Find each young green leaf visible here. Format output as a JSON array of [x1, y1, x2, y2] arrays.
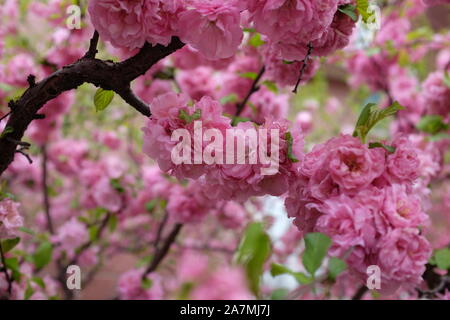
[[368, 142, 396, 154], [434, 248, 450, 270], [235, 222, 271, 296], [285, 132, 299, 163], [353, 101, 404, 143], [141, 277, 153, 290], [240, 72, 258, 80], [94, 88, 114, 112], [328, 257, 347, 280], [248, 33, 265, 48], [338, 4, 358, 22], [356, 0, 374, 23], [179, 109, 202, 124], [416, 115, 448, 135], [270, 263, 313, 284], [0, 237, 21, 253], [302, 232, 332, 277], [33, 241, 53, 269]]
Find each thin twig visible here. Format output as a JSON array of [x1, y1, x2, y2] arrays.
[[293, 43, 314, 94], [235, 66, 266, 116], [143, 223, 183, 279], [83, 31, 100, 59]]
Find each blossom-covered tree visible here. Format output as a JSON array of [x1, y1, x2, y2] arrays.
[[0, 0, 449, 301]]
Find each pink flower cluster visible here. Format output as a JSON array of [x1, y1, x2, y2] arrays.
[[0, 198, 23, 239], [286, 134, 432, 293], [89, 0, 183, 49], [177, 250, 253, 299], [247, 0, 355, 61], [142, 92, 303, 201], [118, 268, 163, 300]]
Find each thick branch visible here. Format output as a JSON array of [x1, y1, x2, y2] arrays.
[[0, 36, 184, 177]]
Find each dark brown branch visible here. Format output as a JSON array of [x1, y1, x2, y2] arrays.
[[235, 66, 266, 117], [117, 86, 151, 117], [143, 223, 183, 278], [293, 42, 314, 93], [83, 31, 99, 59], [351, 285, 368, 300], [0, 36, 184, 177]]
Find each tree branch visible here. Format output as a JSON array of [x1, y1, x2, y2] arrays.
[[143, 223, 183, 279], [0, 35, 185, 177], [293, 42, 314, 94], [235, 66, 266, 117]]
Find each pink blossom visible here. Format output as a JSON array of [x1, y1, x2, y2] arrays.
[[178, 0, 243, 60], [4, 53, 39, 87], [376, 228, 431, 293], [118, 269, 163, 300], [92, 177, 124, 213], [52, 218, 89, 253], [0, 198, 23, 239], [191, 267, 253, 300], [48, 139, 89, 176], [247, 0, 338, 44], [385, 136, 420, 184], [382, 184, 428, 228], [421, 71, 450, 118], [317, 194, 377, 255], [89, 0, 148, 49], [325, 135, 385, 193], [167, 185, 210, 224]]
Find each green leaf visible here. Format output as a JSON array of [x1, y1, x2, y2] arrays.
[[32, 276, 46, 289], [248, 33, 265, 48], [443, 72, 450, 89], [356, 0, 374, 23], [353, 101, 404, 143], [369, 142, 396, 154], [24, 283, 34, 300], [89, 225, 99, 242], [416, 115, 448, 135], [110, 178, 125, 193], [240, 72, 258, 80], [108, 214, 118, 232], [262, 80, 278, 93], [33, 241, 53, 269], [94, 88, 114, 112], [235, 222, 271, 296], [434, 248, 450, 270], [338, 4, 358, 22], [5, 257, 21, 281], [18, 227, 35, 236], [328, 257, 347, 280], [145, 199, 159, 212], [141, 277, 153, 290], [231, 116, 252, 126], [302, 232, 331, 277], [1, 237, 21, 253], [179, 109, 202, 124], [285, 132, 299, 163], [270, 263, 312, 284], [220, 93, 238, 105], [271, 288, 289, 300]]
